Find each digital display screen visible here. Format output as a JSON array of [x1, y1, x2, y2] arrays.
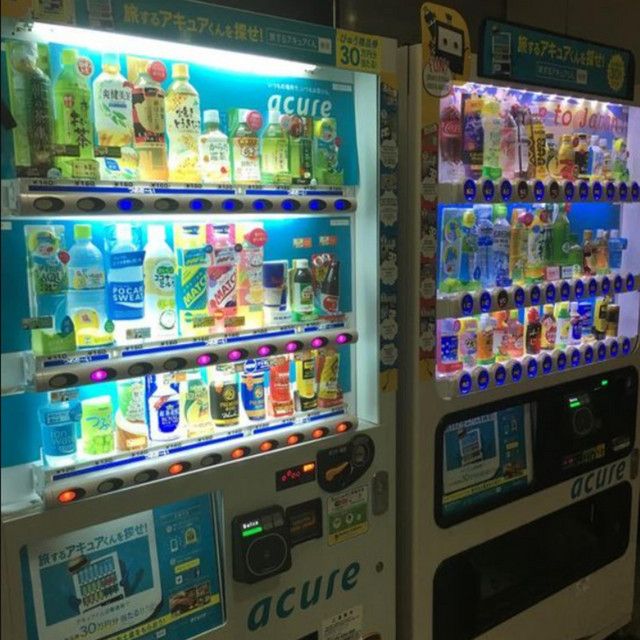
[[276, 462, 317, 491]]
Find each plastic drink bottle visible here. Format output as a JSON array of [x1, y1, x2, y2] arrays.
[[39, 400, 79, 467], [569, 301, 582, 345], [525, 307, 542, 355], [595, 229, 609, 274], [525, 206, 548, 282], [93, 53, 133, 148], [530, 116, 547, 179], [144, 225, 177, 337], [107, 224, 145, 345], [290, 259, 314, 319], [53, 48, 97, 178], [231, 109, 261, 184], [558, 134, 575, 180], [146, 373, 182, 441], [261, 110, 290, 184], [439, 208, 463, 292], [607, 230, 627, 270], [555, 302, 570, 348], [492, 311, 509, 361], [460, 209, 479, 288], [511, 105, 530, 179], [549, 204, 571, 267], [499, 109, 517, 180], [180, 370, 212, 437], [566, 235, 583, 278], [545, 133, 559, 178], [605, 304, 620, 338], [574, 134, 589, 178], [481, 98, 502, 180], [593, 296, 609, 339], [509, 208, 530, 285], [477, 313, 495, 365], [459, 318, 478, 368], [81, 396, 115, 456], [491, 204, 511, 287], [131, 60, 168, 181], [587, 134, 603, 179], [199, 109, 231, 184], [578, 301, 593, 338], [540, 304, 557, 350], [475, 205, 494, 288], [582, 230, 596, 276], [67, 224, 112, 348], [507, 309, 524, 358], [440, 98, 462, 164], [166, 63, 201, 183], [313, 117, 342, 185], [289, 115, 314, 185], [462, 94, 483, 179], [601, 139, 613, 180], [612, 138, 629, 182], [437, 318, 462, 374]]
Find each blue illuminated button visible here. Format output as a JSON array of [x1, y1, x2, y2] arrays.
[[530, 285, 541, 305], [252, 198, 272, 211], [574, 280, 585, 298], [549, 180, 560, 200], [482, 180, 495, 201], [334, 199, 351, 211], [626, 273, 635, 291], [494, 364, 506, 386], [606, 182, 616, 200], [619, 182, 628, 200], [632, 181, 639, 201], [622, 337, 631, 354], [461, 294, 474, 316], [601, 277, 611, 294], [517, 180, 529, 200], [534, 180, 545, 201], [560, 281, 571, 301], [564, 181, 575, 201], [597, 343, 607, 361], [542, 354, 553, 374], [578, 181, 589, 200], [459, 372, 472, 395], [477, 368, 490, 390], [189, 198, 210, 211], [222, 198, 242, 211], [282, 198, 300, 211], [514, 287, 525, 307], [614, 275, 623, 293], [480, 291, 492, 312], [545, 283, 556, 303], [557, 351, 567, 370], [584, 345, 594, 364], [592, 181, 603, 200], [526, 358, 538, 378], [117, 197, 142, 211], [610, 340, 619, 357], [511, 362, 523, 383], [570, 348, 581, 367], [500, 180, 512, 201], [309, 199, 327, 211], [464, 180, 476, 201], [588, 278, 598, 296]]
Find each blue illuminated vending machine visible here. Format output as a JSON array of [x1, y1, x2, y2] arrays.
[[0, 3, 400, 639], [398, 3, 640, 640]]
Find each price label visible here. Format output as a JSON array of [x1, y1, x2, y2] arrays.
[[336, 29, 382, 73], [192, 316, 217, 329], [22, 316, 53, 330], [126, 326, 151, 341]]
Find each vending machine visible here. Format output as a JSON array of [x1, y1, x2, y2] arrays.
[[0, 3, 400, 639], [399, 4, 640, 639]]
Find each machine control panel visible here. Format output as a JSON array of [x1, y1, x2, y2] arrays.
[[316, 434, 375, 493]]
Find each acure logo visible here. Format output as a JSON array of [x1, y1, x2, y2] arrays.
[[570, 459, 626, 500]]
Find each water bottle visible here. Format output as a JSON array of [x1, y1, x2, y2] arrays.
[[475, 205, 494, 288], [608, 230, 627, 271]]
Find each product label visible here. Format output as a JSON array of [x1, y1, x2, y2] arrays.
[[210, 379, 239, 425], [208, 265, 237, 313], [166, 93, 201, 137], [133, 86, 166, 146], [440, 335, 459, 364], [56, 91, 92, 152], [261, 138, 289, 180], [94, 79, 133, 145], [327, 485, 368, 546], [199, 136, 231, 182], [41, 421, 76, 457], [240, 374, 266, 420], [182, 380, 210, 426], [146, 257, 176, 296], [156, 398, 180, 433], [69, 265, 105, 291], [232, 137, 261, 182], [178, 267, 207, 311]]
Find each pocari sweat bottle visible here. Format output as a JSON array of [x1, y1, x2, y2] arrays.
[[474, 205, 494, 288]]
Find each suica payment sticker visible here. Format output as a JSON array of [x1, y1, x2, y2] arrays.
[[321, 605, 363, 640], [327, 486, 368, 545]]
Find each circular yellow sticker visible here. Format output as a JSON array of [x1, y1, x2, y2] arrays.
[[607, 54, 625, 92]]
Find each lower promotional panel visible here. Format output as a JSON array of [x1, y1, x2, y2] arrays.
[[20, 494, 224, 640]]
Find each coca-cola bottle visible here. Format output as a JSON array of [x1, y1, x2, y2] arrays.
[[440, 103, 462, 164], [320, 261, 340, 314]]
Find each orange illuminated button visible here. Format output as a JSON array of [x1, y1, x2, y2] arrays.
[[287, 434, 302, 446], [260, 440, 277, 452], [312, 428, 327, 439], [303, 462, 316, 473], [231, 447, 248, 459], [58, 488, 84, 504], [168, 463, 184, 475], [336, 421, 351, 433]]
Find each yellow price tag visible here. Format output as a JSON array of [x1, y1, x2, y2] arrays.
[[336, 28, 382, 74], [1, 0, 32, 19]]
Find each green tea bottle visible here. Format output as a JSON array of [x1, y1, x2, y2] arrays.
[[260, 110, 290, 185], [289, 116, 313, 185]]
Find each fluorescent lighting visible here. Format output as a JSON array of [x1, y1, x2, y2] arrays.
[[29, 22, 317, 77]]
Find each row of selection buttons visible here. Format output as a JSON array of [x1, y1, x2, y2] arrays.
[[454, 179, 640, 204], [440, 273, 638, 319], [445, 337, 633, 398]]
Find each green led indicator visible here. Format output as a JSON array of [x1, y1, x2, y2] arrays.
[[601, 379, 609, 386], [242, 525, 263, 538], [569, 400, 581, 409]]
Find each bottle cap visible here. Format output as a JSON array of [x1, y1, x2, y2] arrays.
[[557, 302, 569, 317], [293, 259, 309, 269], [203, 109, 220, 125], [147, 225, 166, 243], [461, 209, 475, 228], [492, 204, 507, 219], [527, 307, 539, 322], [543, 304, 554, 314], [596, 229, 605, 238], [609, 229, 619, 239], [172, 63, 189, 79], [61, 48, 78, 66], [583, 229, 593, 240], [268, 110, 282, 125], [590, 134, 599, 144], [562, 134, 572, 142], [599, 138, 608, 147], [102, 53, 119, 69], [115, 224, 133, 242], [74, 224, 91, 240], [570, 301, 579, 313]]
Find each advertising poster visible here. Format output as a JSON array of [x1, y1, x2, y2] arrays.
[[20, 494, 224, 640], [441, 405, 533, 519]]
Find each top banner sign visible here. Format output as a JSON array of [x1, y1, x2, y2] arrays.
[[479, 19, 635, 102]]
